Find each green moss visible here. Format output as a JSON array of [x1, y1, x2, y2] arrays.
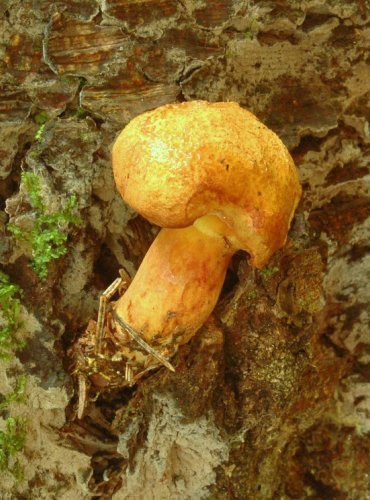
[[0, 271, 24, 360], [0, 416, 27, 480], [8, 172, 82, 279], [20, 171, 44, 212], [0, 381, 28, 479], [0, 375, 27, 411], [0, 272, 28, 480], [34, 123, 45, 142], [33, 111, 48, 126], [33, 112, 49, 143]]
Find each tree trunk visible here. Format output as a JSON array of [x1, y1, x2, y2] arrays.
[[0, 1, 369, 498]]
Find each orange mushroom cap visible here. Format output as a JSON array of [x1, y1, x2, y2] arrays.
[[112, 100, 301, 268]]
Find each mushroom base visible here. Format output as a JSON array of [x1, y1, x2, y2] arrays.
[[114, 222, 235, 355]]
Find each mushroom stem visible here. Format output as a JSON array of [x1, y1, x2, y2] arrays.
[[114, 216, 236, 351]]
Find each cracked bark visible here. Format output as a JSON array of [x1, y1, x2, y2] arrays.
[[0, 0, 369, 498]]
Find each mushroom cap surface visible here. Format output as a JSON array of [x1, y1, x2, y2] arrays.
[[112, 100, 301, 267]]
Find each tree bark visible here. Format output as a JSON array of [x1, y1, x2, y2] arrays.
[[0, 1, 369, 498]]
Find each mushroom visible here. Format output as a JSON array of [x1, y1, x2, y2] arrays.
[[111, 100, 301, 368]]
